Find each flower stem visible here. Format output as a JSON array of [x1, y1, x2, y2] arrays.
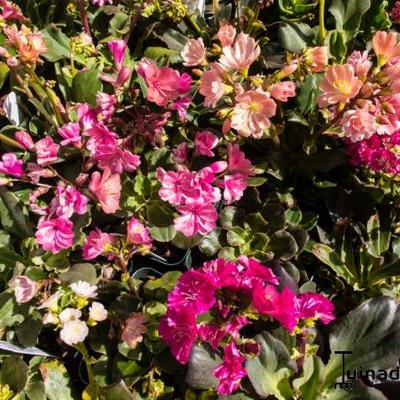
[[76, 342, 99, 396], [77, 0, 93, 42], [318, 0, 326, 45]]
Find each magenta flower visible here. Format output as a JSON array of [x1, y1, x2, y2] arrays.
[[194, 131, 218, 157], [199, 323, 226, 349], [91, 0, 113, 6], [127, 217, 152, 246], [158, 307, 198, 364], [35, 217, 74, 253], [0, 153, 24, 177], [296, 293, 335, 325], [35, 137, 60, 166], [49, 185, 88, 218], [174, 201, 218, 237], [85, 123, 118, 154], [222, 174, 247, 204], [201, 258, 239, 288], [237, 256, 279, 286], [96, 92, 116, 121], [15, 131, 34, 150], [172, 96, 191, 121], [94, 144, 141, 174], [168, 270, 215, 314], [391, 1, 400, 24], [58, 122, 82, 147], [172, 143, 189, 164], [227, 144, 254, 176], [0, 0, 26, 21], [108, 39, 126, 70], [213, 342, 247, 395], [82, 228, 114, 260], [89, 168, 121, 214]]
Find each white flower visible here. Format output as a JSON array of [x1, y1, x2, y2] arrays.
[[70, 281, 97, 299], [59, 308, 82, 324], [60, 320, 89, 346], [38, 291, 62, 310], [43, 312, 59, 325], [89, 302, 108, 322]]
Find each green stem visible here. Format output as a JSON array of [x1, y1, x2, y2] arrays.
[[318, 0, 326, 45], [0, 133, 24, 150], [76, 342, 99, 395], [186, 14, 202, 35]]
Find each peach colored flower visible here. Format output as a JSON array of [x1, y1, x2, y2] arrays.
[[304, 47, 328, 72], [269, 81, 296, 102], [231, 90, 277, 138], [199, 63, 225, 107], [89, 168, 121, 214], [341, 108, 377, 142], [181, 38, 206, 66], [217, 22, 236, 47], [372, 31, 400, 65], [219, 32, 260, 72], [317, 64, 362, 108]]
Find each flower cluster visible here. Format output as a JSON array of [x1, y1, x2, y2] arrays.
[[159, 257, 334, 395]]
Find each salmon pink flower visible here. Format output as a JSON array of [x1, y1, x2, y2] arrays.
[[194, 131, 218, 157], [158, 307, 198, 364], [83, 228, 114, 260], [269, 81, 296, 102], [58, 122, 82, 147], [35, 137, 59, 166], [222, 174, 247, 204], [213, 342, 247, 395], [108, 39, 126, 70], [219, 32, 260, 72], [15, 131, 34, 150], [89, 168, 121, 214], [317, 64, 362, 108], [168, 270, 215, 314], [13, 276, 39, 304], [35, 217, 74, 253], [372, 31, 400, 65], [199, 65, 225, 107], [181, 38, 206, 66], [127, 217, 152, 246], [304, 46, 328, 72], [0, 153, 24, 177], [174, 201, 218, 236], [231, 90, 277, 138], [217, 22, 236, 47], [341, 108, 376, 142]]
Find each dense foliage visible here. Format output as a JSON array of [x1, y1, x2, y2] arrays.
[[0, 0, 400, 399]]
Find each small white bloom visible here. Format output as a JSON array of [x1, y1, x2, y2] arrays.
[[70, 281, 97, 299], [60, 320, 89, 346], [59, 308, 82, 324], [89, 302, 108, 322], [43, 312, 59, 325]]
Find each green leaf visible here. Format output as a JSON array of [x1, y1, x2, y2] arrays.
[[16, 311, 43, 347], [278, 0, 318, 15], [148, 225, 177, 242], [324, 297, 400, 389], [367, 213, 391, 257], [199, 228, 222, 256], [147, 201, 174, 227], [1, 356, 28, 393], [293, 356, 324, 400], [278, 22, 315, 53], [285, 208, 302, 225], [39, 360, 74, 400], [0, 187, 33, 239], [246, 332, 294, 400], [71, 68, 102, 106], [143, 47, 182, 64], [327, 30, 347, 61], [269, 230, 298, 261], [227, 226, 249, 247], [296, 74, 323, 114], [220, 207, 244, 230], [323, 382, 388, 400], [171, 232, 203, 249], [0, 291, 28, 330], [58, 263, 97, 285], [100, 381, 134, 400], [109, 12, 131, 36]]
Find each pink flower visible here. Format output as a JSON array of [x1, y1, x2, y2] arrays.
[[96, 92, 116, 121], [304, 47, 328, 72], [227, 144, 254, 176], [108, 39, 126, 70], [50, 185, 88, 218], [199, 65, 225, 107], [217, 22, 236, 47], [91, 0, 113, 5], [89, 168, 121, 214], [35, 217, 74, 253], [199, 323, 226, 349], [231, 90, 277, 138], [390, 1, 400, 24], [82, 228, 113, 260], [15, 131, 34, 150], [372, 31, 400, 65], [237, 256, 279, 285], [219, 32, 260, 72], [317, 64, 362, 108], [172, 142, 189, 164], [0, 0, 26, 21], [174, 201, 218, 236], [58, 122, 82, 147], [35, 137, 59, 166], [94, 144, 141, 174], [158, 307, 198, 364], [127, 217, 152, 246], [136, 58, 191, 106], [0, 153, 24, 177], [341, 108, 376, 142], [168, 270, 215, 314], [269, 81, 296, 102], [85, 123, 118, 154], [156, 167, 197, 205], [181, 38, 206, 66], [213, 342, 247, 395], [347, 51, 372, 79], [222, 174, 247, 204], [13, 276, 39, 304], [296, 293, 335, 325], [194, 131, 218, 157]]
